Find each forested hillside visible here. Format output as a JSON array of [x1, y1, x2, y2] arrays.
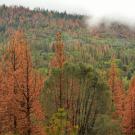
[[0, 5, 135, 135]]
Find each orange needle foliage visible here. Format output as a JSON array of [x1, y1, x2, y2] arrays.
[[50, 32, 66, 108], [108, 57, 125, 117], [122, 77, 135, 135], [0, 60, 14, 133], [50, 32, 66, 68], [0, 31, 23, 133], [0, 30, 45, 135], [108, 57, 135, 134]]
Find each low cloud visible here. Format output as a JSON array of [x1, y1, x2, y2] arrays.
[[85, 15, 135, 29]]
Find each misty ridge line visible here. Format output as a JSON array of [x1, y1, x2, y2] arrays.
[[1, 4, 135, 32]]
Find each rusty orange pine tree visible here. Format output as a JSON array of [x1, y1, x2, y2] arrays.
[[49, 32, 80, 126], [18, 42, 45, 135], [13, 31, 45, 135], [122, 77, 135, 135], [0, 30, 25, 133], [0, 58, 14, 133], [0, 30, 45, 135], [108, 57, 125, 117], [7, 30, 27, 134], [50, 32, 66, 108]]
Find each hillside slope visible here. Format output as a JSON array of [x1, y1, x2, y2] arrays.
[[0, 5, 135, 82]]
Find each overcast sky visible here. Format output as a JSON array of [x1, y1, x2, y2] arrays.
[[1, 0, 135, 25]]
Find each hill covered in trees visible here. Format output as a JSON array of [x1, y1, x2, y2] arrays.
[[0, 5, 135, 135], [0, 5, 135, 79]]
